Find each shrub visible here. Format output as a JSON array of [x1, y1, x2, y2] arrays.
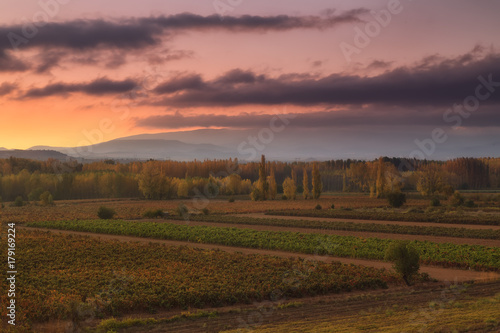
[[330, 204, 335, 209], [281, 195, 288, 200], [430, 197, 441, 207], [228, 197, 235, 203], [97, 206, 116, 219], [315, 204, 322, 210], [12, 196, 24, 207], [202, 208, 210, 215], [143, 209, 164, 218], [464, 199, 476, 208], [177, 203, 189, 217], [39, 191, 54, 206], [450, 191, 465, 207], [387, 192, 406, 208], [384, 241, 420, 286]]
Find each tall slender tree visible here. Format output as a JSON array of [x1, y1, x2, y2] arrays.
[[302, 167, 310, 199], [312, 162, 322, 199], [268, 166, 277, 200]]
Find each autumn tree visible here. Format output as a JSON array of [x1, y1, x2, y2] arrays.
[[302, 167, 310, 199], [282, 177, 297, 200], [312, 162, 322, 199], [268, 167, 277, 200], [251, 155, 268, 201], [416, 164, 453, 197], [376, 157, 387, 198]]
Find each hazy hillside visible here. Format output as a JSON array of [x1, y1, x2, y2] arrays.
[[0, 150, 70, 161]]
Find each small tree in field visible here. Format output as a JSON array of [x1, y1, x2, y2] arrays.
[[97, 206, 116, 219], [387, 192, 406, 208], [384, 241, 420, 286]]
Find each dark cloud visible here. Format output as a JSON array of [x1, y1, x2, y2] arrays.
[[214, 69, 263, 85], [35, 50, 66, 73], [143, 10, 366, 32], [136, 105, 500, 130], [154, 74, 205, 94], [22, 77, 137, 98], [151, 51, 500, 107], [365, 60, 393, 70], [0, 53, 30, 72], [0, 11, 365, 54], [0, 82, 17, 96]]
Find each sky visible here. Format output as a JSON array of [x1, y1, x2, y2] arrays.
[[0, 0, 499, 159]]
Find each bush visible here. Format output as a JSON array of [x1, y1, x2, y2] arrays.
[[330, 204, 335, 209], [143, 209, 164, 218], [384, 241, 420, 286], [39, 191, 54, 206], [430, 197, 441, 207], [450, 191, 465, 207], [464, 199, 476, 208], [202, 208, 210, 215], [387, 192, 406, 208], [97, 206, 116, 219], [281, 195, 288, 200], [228, 197, 235, 203], [315, 204, 322, 210], [12, 196, 24, 207], [177, 203, 188, 217]]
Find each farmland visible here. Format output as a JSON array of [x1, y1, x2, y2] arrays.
[[2, 193, 500, 332], [1, 229, 398, 331], [26, 219, 500, 271]]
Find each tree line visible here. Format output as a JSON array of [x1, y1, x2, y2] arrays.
[[0, 156, 498, 202]]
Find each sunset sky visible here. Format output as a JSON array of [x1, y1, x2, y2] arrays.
[[1, 0, 499, 159]]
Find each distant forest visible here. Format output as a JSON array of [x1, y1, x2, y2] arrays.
[[0, 156, 499, 202]]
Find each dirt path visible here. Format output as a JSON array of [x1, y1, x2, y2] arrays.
[[159, 219, 500, 247], [21, 227, 500, 283], [241, 213, 500, 230]]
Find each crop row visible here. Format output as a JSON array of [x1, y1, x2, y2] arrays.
[[27, 220, 500, 271], [266, 209, 500, 226], [169, 214, 500, 240], [1, 230, 398, 326]]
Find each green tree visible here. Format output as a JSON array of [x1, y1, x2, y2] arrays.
[[387, 192, 406, 208], [384, 241, 420, 286], [282, 177, 297, 200], [97, 206, 116, 219], [312, 162, 322, 199], [302, 168, 310, 199]]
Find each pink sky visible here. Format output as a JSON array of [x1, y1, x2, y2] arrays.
[[0, 0, 499, 155]]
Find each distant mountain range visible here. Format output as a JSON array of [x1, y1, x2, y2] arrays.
[[1, 128, 497, 162], [0, 149, 70, 161]]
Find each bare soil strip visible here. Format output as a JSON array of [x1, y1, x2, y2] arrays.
[[160, 219, 500, 247], [21, 227, 500, 283], [241, 213, 500, 230]]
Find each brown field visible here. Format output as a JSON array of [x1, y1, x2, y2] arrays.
[[3, 194, 500, 332]]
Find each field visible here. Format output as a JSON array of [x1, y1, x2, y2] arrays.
[[2, 193, 500, 332]]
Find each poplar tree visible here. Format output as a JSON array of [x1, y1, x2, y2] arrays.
[[268, 166, 277, 200], [312, 162, 322, 199], [302, 167, 310, 199]]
